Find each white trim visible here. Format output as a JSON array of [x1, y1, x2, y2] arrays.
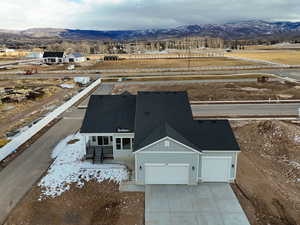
[[81, 133, 115, 136], [134, 136, 201, 154], [197, 153, 200, 182], [145, 163, 166, 167], [234, 152, 238, 180], [202, 156, 232, 159], [135, 154, 137, 183], [137, 151, 197, 154], [81, 133, 134, 136], [202, 150, 240, 153]]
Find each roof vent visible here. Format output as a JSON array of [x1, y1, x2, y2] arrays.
[[165, 140, 170, 147]]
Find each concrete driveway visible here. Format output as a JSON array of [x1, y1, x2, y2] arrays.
[[145, 184, 250, 225]]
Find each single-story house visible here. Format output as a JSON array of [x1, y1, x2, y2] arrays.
[[80, 91, 240, 185], [43, 52, 66, 64], [66, 53, 86, 63]]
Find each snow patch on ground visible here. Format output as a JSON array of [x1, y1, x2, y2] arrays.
[[294, 136, 300, 144], [38, 133, 128, 200], [289, 161, 300, 170], [60, 84, 75, 89]]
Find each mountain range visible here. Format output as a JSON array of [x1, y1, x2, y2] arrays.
[[1, 20, 300, 41]]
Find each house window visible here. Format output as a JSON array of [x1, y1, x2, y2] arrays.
[[116, 138, 122, 150], [97, 136, 110, 146], [116, 137, 133, 150], [92, 136, 96, 142], [122, 138, 131, 150]]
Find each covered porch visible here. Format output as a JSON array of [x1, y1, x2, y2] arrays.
[[82, 134, 135, 170], [85, 135, 114, 163]]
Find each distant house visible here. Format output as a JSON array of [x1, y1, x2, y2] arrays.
[[66, 53, 86, 63], [43, 52, 66, 64], [0, 48, 15, 53]]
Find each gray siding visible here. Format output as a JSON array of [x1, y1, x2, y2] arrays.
[[138, 137, 196, 152], [199, 151, 238, 182]]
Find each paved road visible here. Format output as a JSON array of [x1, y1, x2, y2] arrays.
[[192, 103, 300, 117], [0, 68, 299, 81], [0, 84, 113, 224], [67, 103, 300, 119]]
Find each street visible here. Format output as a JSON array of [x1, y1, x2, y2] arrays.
[[192, 103, 300, 117], [0, 68, 300, 81]]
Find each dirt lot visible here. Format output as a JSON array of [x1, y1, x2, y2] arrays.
[[0, 79, 79, 141], [4, 181, 144, 225], [112, 81, 300, 101], [227, 50, 300, 65], [80, 57, 264, 70], [231, 120, 300, 225]]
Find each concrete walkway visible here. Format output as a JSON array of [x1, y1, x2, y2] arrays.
[[145, 184, 250, 225]]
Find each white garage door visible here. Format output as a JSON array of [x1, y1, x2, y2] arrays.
[[202, 157, 231, 182], [145, 163, 189, 184]]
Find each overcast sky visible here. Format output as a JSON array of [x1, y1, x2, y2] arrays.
[[1, 0, 300, 30]]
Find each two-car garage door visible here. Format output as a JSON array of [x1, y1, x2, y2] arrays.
[[145, 163, 189, 184]]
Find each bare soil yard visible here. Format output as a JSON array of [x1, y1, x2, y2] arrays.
[[112, 81, 300, 101], [80, 57, 263, 70], [231, 120, 300, 225], [4, 181, 144, 225], [227, 50, 300, 65], [0, 79, 79, 140]]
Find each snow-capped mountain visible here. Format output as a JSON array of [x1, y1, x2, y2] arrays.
[[1, 20, 300, 40]]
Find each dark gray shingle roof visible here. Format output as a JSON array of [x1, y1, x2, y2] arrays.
[[133, 92, 240, 152], [80, 95, 136, 133], [80, 91, 240, 152], [43, 52, 64, 58]]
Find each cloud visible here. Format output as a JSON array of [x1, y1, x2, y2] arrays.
[[0, 0, 300, 30]]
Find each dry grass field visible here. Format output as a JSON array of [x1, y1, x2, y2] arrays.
[[112, 81, 300, 101], [80, 57, 264, 70], [227, 50, 300, 65], [243, 44, 300, 50]]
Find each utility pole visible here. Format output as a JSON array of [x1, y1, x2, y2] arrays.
[[186, 35, 192, 71]]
